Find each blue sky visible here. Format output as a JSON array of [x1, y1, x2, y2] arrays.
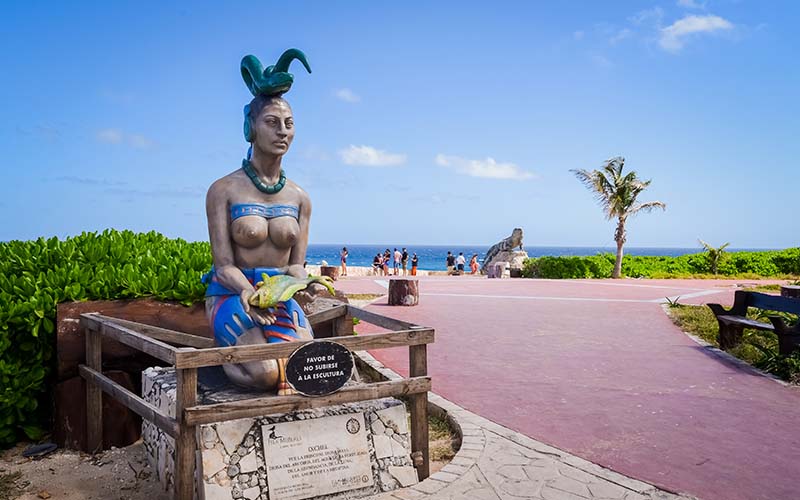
[[1, 1, 797, 248]]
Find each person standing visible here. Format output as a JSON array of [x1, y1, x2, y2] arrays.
[[411, 253, 418, 276], [456, 252, 466, 274], [393, 248, 402, 276], [373, 253, 382, 275], [383, 249, 391, 276], [469, 254, 479, 274], [340, 246, 348, 277], [401, 247, 409, 276], [446, 251, 455, 274]]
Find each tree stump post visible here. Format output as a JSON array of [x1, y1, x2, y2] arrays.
[[320, 265, 339, 281], [388, 279, 419, 306]]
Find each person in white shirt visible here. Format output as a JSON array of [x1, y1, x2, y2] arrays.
[[393, 248, 402, 276], [456, 252, 466, 274]]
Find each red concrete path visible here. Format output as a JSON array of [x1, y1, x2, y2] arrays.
[[336, 276, 800, 500]]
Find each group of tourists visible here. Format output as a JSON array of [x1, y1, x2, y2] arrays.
[[445, 251, 479, 275], [370, 247, 418, 276], [338, 247, 420, 277]]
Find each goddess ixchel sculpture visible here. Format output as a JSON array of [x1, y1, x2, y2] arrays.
[[203, 49, 328, 395]]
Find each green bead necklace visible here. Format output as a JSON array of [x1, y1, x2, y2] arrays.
[[241, 159, 286, 194]]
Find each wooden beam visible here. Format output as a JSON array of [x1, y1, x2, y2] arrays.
[[184, 377, 431, 426], [90, 314, 215, 348], [409, 344, 430, 480], [174, 329, 434, 369], [307, 305, 348, 326], [174, 368, 197, 500], [85, 326, 103, 453], [81, 313, 178, 364], [347, 305, 424, 330], [78, 365, 179, 438]]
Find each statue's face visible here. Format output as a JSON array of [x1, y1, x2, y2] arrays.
[[252, 99, 294, 156]]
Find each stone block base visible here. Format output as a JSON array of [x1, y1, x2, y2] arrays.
[[142, 367, 419, 499]]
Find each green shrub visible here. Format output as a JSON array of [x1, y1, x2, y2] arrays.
[[521, 248, 800, 279], [523, 254, 613, 279], [0, 230, 212, 447]]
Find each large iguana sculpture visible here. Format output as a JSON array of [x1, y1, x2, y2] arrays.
[[481, 228, 524, 274]]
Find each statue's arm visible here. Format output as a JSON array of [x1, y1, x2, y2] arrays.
[[206, 181, 253, 295], [287, 188, 311, 279]]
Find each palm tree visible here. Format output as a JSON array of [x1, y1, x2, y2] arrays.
[[699, 239, 730, 275], [571, 157, 666, 279]]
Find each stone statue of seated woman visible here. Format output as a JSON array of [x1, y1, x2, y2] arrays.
[[202, 50, 314, 395]]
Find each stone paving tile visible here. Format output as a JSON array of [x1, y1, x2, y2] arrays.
[[431, 466, 502, 500], [358, 355, 694, 500]]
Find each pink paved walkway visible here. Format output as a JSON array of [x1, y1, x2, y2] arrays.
[[336, 276, 800, 500]]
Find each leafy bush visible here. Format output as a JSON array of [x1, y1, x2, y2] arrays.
[[523, 254, 613, 279], [522, 248, 800, 279], [0, 230, 211, 446]]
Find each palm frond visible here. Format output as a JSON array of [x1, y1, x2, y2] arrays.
[[629, 201, 666, 216]]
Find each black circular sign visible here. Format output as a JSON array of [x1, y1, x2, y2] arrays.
[[285, 341, 354, 396]]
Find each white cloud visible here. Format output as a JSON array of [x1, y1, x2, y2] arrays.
[[333, 88, 360, 103], [591, 54, 613, 68], [96, 128, 123, 144], [609, 28, 632, 45], [573, 30, 584, 40], [659, 14, 734, 52], [96, 128, 155, 149], [630, 7, 664, 26], [128, 134, 154, 150], [677, 0, 705, 9], [435, 154, 534, 180], [339, 145, 406, 167]]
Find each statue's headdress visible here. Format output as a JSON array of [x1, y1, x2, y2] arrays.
[[241, 49, 311, 143], [241, 49, 312, 97]]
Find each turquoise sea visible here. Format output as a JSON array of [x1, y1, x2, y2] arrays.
[[305, 244, 768, 272]]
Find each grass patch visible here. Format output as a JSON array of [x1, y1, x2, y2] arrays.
[[665, 304, 800, 383], [665, 303, 719, 346], [428, 415, 457, 462], [346, 293, 383, 301], [742, 284, 782, 293], [0, 471, 22, 500]]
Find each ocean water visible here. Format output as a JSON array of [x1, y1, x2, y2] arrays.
[[305, 244, 767, 271]]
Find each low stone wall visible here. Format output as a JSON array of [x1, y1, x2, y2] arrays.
[[305, 265, 431, 277], [142, 366, 419, 499]]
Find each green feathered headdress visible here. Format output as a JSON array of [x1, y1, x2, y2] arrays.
[[241, 49, 312, 97]]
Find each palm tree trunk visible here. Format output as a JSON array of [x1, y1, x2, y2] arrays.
[[613, 218, 626, 279]]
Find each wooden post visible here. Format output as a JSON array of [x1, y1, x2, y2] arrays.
[[85, 326, 103, 453], [388, 279, 419, 306], [408, 344, 429, 480], [319, 265, 339, 281], [175, 368, 197, 500]]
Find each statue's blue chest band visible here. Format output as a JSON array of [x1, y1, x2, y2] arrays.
[[231, 203, 299, 221]]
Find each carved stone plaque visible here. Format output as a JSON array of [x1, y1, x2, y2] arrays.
[[285, 340, 354, 396], [262, 413, 373, 500]]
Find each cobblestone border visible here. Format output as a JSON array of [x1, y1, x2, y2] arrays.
[[355, 351, 688, 499]]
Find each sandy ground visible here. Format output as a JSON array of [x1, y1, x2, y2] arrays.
[[1, 441, 169, 500], [2, 437, 450, 500]]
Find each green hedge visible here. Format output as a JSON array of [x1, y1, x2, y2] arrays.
[[522, 248, 800, 279], [0, 230, 211, 446]]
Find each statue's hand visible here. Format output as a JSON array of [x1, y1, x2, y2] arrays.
[[292, 310, 313, 341], [240, 289, 276, 325]]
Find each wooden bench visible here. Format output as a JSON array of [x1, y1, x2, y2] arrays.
[[707, 291, 800, 354]]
